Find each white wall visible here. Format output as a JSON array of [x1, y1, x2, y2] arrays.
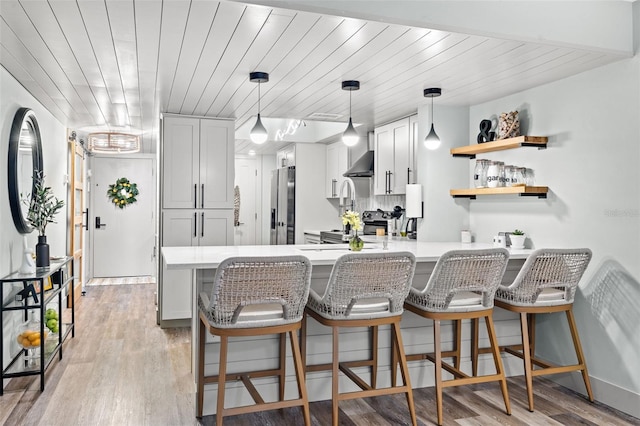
[[415, 104, 470, 241], [1, 66, 67, 377], [294, 143, 341, 241], [468, 55, 640, 415]]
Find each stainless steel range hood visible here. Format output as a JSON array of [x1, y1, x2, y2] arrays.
[[343, 132, 374, 178]]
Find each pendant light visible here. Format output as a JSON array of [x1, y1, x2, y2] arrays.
[[341, 80, 360, 147], [423, 87, 442, 150], [249, 72, 269, 144]]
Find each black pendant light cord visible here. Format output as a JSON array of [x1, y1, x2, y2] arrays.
[[258, 82, 261, 115], [431, 95, 434, 125]]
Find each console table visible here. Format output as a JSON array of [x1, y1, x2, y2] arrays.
[[0, 257, 75, 394]]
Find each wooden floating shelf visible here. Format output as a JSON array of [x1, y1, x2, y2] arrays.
[[450, 186, 549, 199], [450, 136, 548, 158]]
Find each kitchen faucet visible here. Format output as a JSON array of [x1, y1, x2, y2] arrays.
[[339, 178, 356, 216]]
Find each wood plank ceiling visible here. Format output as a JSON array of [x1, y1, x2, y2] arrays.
[[0, 0, 626, 154]]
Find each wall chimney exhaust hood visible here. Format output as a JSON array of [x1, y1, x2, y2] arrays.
[[343, 132, 374, 178]]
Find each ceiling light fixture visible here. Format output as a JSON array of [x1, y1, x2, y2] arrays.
[[249, 72, 269, 144], [88, 132, 140, 153], [341, 80, 360, 147], [423, 87, 442, 150]]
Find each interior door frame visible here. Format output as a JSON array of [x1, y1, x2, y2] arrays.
[[88, 153, 158, 280], [68, 132, 86, 305]]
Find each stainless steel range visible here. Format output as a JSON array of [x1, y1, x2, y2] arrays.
[[319, 210, 394, 244], [361, 210, 392, 235]]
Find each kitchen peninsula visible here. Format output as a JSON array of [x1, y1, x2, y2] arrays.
[[162, 241, 532, 416]]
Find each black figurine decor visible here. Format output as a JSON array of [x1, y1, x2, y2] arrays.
[[477, 119, 496, 143]]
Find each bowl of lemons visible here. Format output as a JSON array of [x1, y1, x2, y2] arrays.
[[16, 321, 48, 365]]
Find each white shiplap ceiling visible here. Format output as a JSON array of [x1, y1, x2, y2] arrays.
[[0, 0, 630, 154]]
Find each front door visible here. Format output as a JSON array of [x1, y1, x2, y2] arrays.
[[92, 156, 155, 277]]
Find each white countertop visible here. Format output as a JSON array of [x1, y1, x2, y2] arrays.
[[162, 240, 531, 269]]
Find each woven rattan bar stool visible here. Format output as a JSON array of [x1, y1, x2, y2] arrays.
[[300, 252, 417, 426], [475, 248, 594, 412], [402, 249, 511, 426], [196, 256, 312, 425]]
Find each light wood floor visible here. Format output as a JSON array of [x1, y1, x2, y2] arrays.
[[1, 283, 638, 426]]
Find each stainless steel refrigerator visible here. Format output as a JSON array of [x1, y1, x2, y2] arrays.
[[270, 166, 295, 245]]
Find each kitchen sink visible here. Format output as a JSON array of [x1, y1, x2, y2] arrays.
[[298, 245, 380, 251]]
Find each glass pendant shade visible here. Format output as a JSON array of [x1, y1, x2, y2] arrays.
[[424, 123, 441, 150], [249, 71, 269, 144], [342, 117, 359, 147], [423, 87, 442, 150], [250, 114, 268, 144], [341, 80, 360, 147]]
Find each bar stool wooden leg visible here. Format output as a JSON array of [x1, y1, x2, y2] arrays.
[[471, 318, 479, 377], [519, 312, 535, 412], [289, 329, 311, 425], [452, 319, 462, 370], [390, 324, 398, 387], [528, 313, 536, 358], [197, 318, 206, 418], [566, 309, 594, 402], [485, 314, 511, 415], [393, 321, 417, 426], [371, 325, 378, 388], [217, 335, 229, 426], [300, 314, 307, 375], [433, 319, 444, 426], [332, 326, 340, 426], [279, 332, 286, 401]]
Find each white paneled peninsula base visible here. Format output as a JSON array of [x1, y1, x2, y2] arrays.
[[162, 241, 532, 416]]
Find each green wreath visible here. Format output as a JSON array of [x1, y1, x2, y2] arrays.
[[107, 177, 139, 209]]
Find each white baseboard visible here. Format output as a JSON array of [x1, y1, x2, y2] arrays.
[[553, 373, 640, 419]]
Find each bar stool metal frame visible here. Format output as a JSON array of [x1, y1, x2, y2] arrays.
[[196, 256, 313, 425], [402, 249, 511, 426], [300, 252, 418, 426], [475, 248, 594, 412]]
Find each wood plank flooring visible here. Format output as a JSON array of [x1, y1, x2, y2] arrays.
[[1, 283, 638, 426]]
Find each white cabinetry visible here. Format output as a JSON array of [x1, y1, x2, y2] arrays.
[[325, 142, 349, 198], [374, 115, 418, 195], [160, 115, 234, 323], [163, 116, 234, 209]]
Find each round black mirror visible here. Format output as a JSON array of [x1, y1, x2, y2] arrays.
[[8, 107, 43, 234]]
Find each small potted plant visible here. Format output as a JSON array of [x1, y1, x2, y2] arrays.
[[24, 173, 64, 267], [510, 229, 526, 249], [341, 210, 364, 251]]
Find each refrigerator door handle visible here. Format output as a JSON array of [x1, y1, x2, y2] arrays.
[[201, 212, 204, 237]]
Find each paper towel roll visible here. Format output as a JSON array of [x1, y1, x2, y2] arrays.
[[405, 184, 423, 218]]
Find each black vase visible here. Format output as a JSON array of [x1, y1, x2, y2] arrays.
[[35, 235, 50, 268]]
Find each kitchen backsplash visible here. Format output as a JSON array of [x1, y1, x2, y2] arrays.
[[355, 178, 405, 212]]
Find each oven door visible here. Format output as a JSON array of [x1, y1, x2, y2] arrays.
[[363, 221, 388, 236]]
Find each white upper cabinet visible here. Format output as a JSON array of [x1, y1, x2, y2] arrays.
[[325, 142, 349, 198], [162, 116, 234, 209], [374, 116, 417, 195]]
